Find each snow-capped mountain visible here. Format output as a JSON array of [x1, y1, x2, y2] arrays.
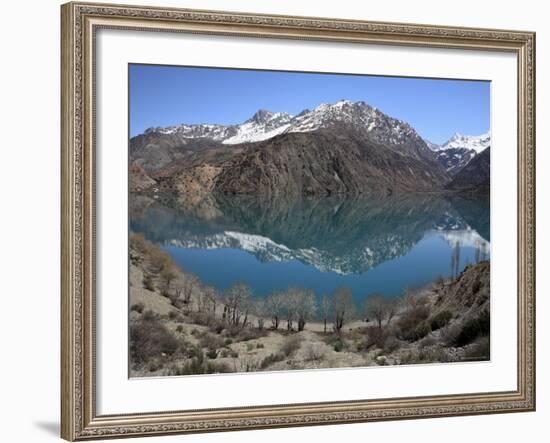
[[427, 132, 491, 154], [426, 132, 491, 176], [143, 99, 427, 153]]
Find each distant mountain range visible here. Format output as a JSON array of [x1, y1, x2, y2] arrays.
[[425, 132, 491, 177], [130, 100, 490, 196]]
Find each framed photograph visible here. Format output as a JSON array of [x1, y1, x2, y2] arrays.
[[61, 1, 536, 440]]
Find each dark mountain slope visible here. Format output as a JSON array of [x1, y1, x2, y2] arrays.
[[446, 147, 490, 194], [213, 129, 449, 196], [130, 132, 226, 173]]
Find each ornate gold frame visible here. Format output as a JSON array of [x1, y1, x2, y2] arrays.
[[61, 1, 536, 440]]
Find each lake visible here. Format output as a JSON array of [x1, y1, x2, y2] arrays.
[[130, 193, 490, 304]]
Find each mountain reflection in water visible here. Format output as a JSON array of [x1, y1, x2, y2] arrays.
[[130, 193, 490, 302]]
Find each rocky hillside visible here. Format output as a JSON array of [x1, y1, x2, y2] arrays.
[[130, 99, 493, 196], [433, 260, 490, 319], [213, 129, 448, 195]]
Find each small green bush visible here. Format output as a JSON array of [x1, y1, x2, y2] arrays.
[[256, 343, 264, 349], [333, 340, 345, 352], [175, 325, 184, 333], [412, 322, 432, 341], [206, 349, 218, 359], [455, 310, 490, 346], [397, 305, 431, 341], [430, 310, 453, 331]]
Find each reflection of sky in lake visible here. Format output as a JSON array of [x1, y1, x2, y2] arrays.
[[164, 232, 487, 303]]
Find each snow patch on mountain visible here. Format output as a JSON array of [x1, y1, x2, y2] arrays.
[[143, 99, 423, 148], [427, 132, 491, 154]]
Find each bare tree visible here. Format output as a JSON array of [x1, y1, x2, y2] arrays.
[[176, 274, 198, 312], [365, 293, 396, 329], [294, 289, 317, 331], [157, 263, 176, 297], [282, 287, 299, 331], [451, 241, 461, 278], [253, 298, 268, 330], [321, 295, 331, 334], [148, 247, 171, 274], [333, 287, 356, 333], [203, 286, 219, 316], [266, 291, 284, 330], [223, 283, 252, 327]]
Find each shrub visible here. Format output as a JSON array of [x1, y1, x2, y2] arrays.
[[397, 305, 431, 341], [333, 340, 345, 352], [246, 343, 254, 352], [412, 322, 432, 341], [304, 344, 326, 362], [464, 336, 490, 360], [142, 274, 155, 291], [440, 322, 462, 346], [382, 336, 401, 354], [182, 344, 201, 359], [224, 338, 233, 346], [173, 352, 231, 375], [430, 310, 453, 331], [260, 353, 285, 369], [281, 335, 302, 357], [418, 335, 437, 349], [206, 349, 218, 359], [455, 310, 490, 346], [129, 313, 179, 364], [237, 327, 267, 342], [364, 326, 389, 349], [198, 332, 225, 351], [209, 321, 225, 335], [256, 343, 264, 349], [175, 325, 184, 333], [130, 302, 144, 314]]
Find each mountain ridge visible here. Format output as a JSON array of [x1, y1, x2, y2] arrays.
[[130, 99, 489, 196]]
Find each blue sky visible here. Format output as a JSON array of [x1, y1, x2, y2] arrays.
[[129, 64, 490, 144]]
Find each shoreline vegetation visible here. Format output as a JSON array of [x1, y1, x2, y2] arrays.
[[129, 233, 490, 377]]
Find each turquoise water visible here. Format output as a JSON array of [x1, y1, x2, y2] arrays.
[[130, 193, 489, 303]]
